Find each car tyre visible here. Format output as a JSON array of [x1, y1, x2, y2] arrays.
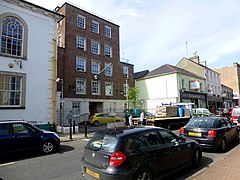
[[220, 138, 226, 152], [93, 120, 99, 126], [134, 168, 152, 180], [192, 149, 201, 167], [42, 140, 55, 154]]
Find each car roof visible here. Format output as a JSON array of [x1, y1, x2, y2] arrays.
[[95, 126, 165, 138], [191, 116, 223, 120], [0, 120, 26, 123]]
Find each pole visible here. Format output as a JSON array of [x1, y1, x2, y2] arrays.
[[61, 79, 64, 133]]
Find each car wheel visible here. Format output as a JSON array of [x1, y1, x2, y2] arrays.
[[134, 168, 152, 180], [192, 149, 201, 167], [93, 121, 99, 126], [220, 138, 226, 152], [42, 141, 55, 154], [116, 120, 121, 122]]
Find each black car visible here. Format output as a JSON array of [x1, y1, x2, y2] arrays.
[[81, 123, 202, 180], [179, 116, 239, 152], [0, 120, 60, 154]]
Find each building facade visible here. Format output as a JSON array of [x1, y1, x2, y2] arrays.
[[135, 64, 207, 114], [0, 0, 63, 127], [55, 3, 134, 125], [177, 56, 222, 109], [214, 63, 240, 107], [221, 84, 233, 109]]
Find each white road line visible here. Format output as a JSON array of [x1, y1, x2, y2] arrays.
[[0, 162, 15, 167]]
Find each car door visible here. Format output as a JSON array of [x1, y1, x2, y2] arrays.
[[134, 130, 170, 177], [11, 123, 41, 151], [0, 123, 15, 153], [224, 119, 237, 142], [158, 129, 191, 170]]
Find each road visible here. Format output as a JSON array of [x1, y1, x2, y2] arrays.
[[0, 129, 239, 180]]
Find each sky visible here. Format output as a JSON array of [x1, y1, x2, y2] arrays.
[[26, 0, 240, 72]]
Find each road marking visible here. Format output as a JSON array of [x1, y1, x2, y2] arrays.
[[0, 162, 15, 167]]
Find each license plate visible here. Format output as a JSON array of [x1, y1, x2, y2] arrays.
[[188, 132, 201, 137], [85, 168, 100, 179]]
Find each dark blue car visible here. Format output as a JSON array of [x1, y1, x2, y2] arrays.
[[0, 120, 60, 154]]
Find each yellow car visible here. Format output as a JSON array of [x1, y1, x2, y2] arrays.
[[89, 112, 123, 126]]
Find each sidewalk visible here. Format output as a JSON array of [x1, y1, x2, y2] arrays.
[[191, 144, 240, 180], [59, 132, 94, 142]]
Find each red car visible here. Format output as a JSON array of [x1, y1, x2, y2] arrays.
[[230, 107, 240, 126]]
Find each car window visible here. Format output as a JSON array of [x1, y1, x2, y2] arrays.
[[187, 118, 215, 128], [158, 130, 179, 144], [232, 108, 240, 116], [86, 132, 118, 153], [0, 124, 9, 135], [134, 131, 163, 149], [12, 123, 34, 134]]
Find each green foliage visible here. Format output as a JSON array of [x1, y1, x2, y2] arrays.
[[127, 87, 142, 108]]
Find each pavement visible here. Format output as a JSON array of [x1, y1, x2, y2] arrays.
[[59, 131, 240, 180]]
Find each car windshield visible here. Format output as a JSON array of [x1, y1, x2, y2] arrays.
[[86, 132, 118, 153], [187, 117, 215, 128]]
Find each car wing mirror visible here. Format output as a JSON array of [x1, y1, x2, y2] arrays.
[[171, 139, 179, 146]]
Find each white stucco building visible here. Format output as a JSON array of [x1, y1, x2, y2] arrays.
[[0, 0, 63, 128]]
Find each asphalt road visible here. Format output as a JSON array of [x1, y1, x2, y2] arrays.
[[0, 129, 239, 180]]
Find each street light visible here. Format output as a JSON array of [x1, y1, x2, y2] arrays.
[[93, 63, 112, 80], [56, 78, 64, 132]]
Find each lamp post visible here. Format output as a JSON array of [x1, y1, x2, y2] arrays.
[[56, 78, 64, 133]]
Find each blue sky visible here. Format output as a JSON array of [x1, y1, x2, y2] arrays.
[[27, 0, 240, 72]]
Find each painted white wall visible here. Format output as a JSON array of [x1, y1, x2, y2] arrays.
[[0, 1, 57, 124], [136, 73, 178, 110]]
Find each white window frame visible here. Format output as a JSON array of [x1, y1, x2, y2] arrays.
[[91, 40, 100, 55], [92, 20, 99, 34], [104, 63, 112, 76], [91, 60, 100, 74], [72, 101, 81, 115], [105, 82, 113, 96], [76, 78, 86, 95], [0, 72, 26, 107], [76, 56, 86, 72], [91, 80, 100, 95], [104, 25, 112, 38], [76, 35, 86, 51], [77, 14, 86, 29], [104, 44, 112, 57], [123, 66, 129, 78]]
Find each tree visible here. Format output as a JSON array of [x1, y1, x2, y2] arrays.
[[127, 87, 142, 108]]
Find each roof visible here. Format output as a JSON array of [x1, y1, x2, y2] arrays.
[[143, 64, 204, 79], [134, 70, 149, 79]]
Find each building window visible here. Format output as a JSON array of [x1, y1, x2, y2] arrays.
[[104, 63, 112, 76], [181, 79, 185, 89], [72, 101, 81, 115], [76, 35, 86, 51], [123, 66, 129, 78], [92, 20, 99, 34], [105, 82, 113, 96], [76, 56, 86, 72], [123, 83, 129, 96], [91, 80, 100, 95], [91, 60, 100, 74], [104, 44, 112, 57], [1, 16, 27, 57], [91, 40, 100, 55], [0, 72, 26, 107], [77, 14, 85, 29], [104, 25, 111, 38], [76, 78, 86, 94]]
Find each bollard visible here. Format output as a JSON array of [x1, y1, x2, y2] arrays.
[[73, 120, 75, 134], [69, 121, 72, 139], [84, 120, 88, 138]]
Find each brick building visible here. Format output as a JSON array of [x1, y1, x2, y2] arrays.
[[55, 3, 134, 125]]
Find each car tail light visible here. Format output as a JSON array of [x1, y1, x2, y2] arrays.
[[179, 127, 184, 135], [208, 130, 216, 137], [109, 151, 126, 167]]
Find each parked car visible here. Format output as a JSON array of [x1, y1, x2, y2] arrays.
[[89, 112, 123, 126], [81, 123, 202, 180], [230, 107, 240, 126], [195, 108, 211, 115], [0, 120, 60, 155], [179, 116, 239, 152]]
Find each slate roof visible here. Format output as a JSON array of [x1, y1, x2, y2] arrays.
[[134, 70, 149, 79], [143, 64, 204, 79]]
